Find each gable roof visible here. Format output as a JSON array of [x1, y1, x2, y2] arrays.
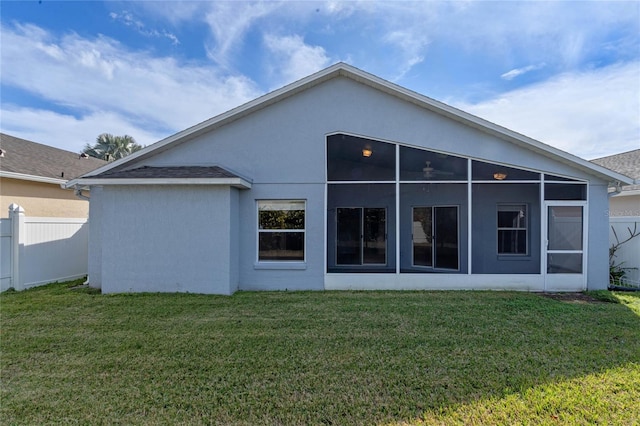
[[66, 63, 633, 188], [591, 149, 640, 193], [1, 133, 107, 185]]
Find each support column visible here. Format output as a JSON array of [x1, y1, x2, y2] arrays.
[[9, 204, 25, 291]]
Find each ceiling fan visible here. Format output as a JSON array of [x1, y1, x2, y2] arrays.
[[422, 161, 454, 178]]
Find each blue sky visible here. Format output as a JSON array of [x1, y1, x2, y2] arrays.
[[1, 1, 639, 159]]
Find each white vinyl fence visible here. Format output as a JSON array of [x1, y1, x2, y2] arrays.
[[0, 204, 88, 292], [609, 217, 640, 288]]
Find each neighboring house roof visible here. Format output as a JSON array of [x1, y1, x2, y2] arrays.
[[0, 133, 107, 185], [591, 149, 640, 194], [66, 62, 633, 188]]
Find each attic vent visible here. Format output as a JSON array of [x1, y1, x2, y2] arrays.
[[0, 149, 5, 157], [79, 152, 89, 159]]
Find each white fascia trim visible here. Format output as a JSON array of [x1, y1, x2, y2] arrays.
[[0, 171, 67, 185], [70, 177, 252, 189]]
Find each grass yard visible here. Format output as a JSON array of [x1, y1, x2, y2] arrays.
[[1, 281, 639, 425]]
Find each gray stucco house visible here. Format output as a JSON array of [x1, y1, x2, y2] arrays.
[[66, 63, 633, 294]]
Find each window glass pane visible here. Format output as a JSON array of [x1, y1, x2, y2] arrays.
[[337, 208, 362, 265], [327, 134, 395, 181], [413, 207, 433, 267], [363, 208, 386, 264], [497, 205, 526, 228], [472, 161, 539, 181], [498, 230, 527, 254], [259, 209, 305, 230], [544, 174, 581, 182], [258, 232, 304, 261], [434, 206, 459, 270], [547, 253, 582, 274], [548, 206, 583, 250], [545, 183, 587, 200], [400, 146, 467, 181], [259, 201, 304, 211]]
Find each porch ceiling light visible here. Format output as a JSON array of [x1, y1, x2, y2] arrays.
[[362, 148, 373, 157], [493, 172, 508, 180]]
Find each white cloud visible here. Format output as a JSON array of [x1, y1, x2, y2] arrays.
[[263, 34, 332, 87], [132, 1, 207, 26], [0, 23, 261, 151], [125, 1, 639, 87], [0, 106, 165, 153], [203, 2, 280, 66], [382, 29, 430, 80], [501, 63, 546, 80], [353, 1, 638, 80], [110, 10, 180, 45], [457, 62, 640, 159]]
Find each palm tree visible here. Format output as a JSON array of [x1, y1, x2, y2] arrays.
[[83, 133, 143, 161]]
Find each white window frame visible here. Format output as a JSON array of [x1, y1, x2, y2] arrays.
[[497, 204, 528, 256], [256, 200, 306, 265]]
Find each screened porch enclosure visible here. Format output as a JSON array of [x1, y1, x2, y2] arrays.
[[326, 133, 588, 281]]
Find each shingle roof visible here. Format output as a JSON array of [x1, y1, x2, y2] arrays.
[[591, 149, 640, 180], [591, 149, 640, 192], [97, 166, 240, 179], [0, 133, 107, 181]]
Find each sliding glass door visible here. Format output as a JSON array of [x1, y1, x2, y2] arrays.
[[412, 206, 459, 270], [337, 207, 387, 265]]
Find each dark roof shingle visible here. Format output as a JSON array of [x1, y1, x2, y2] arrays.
[[97, 166, 240, 179], [0, 133, 107, 180], [591, 149, 640, 192], [591, 149, 640, 180]]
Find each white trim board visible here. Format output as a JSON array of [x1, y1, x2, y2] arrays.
[[324, 273, 584, 292]]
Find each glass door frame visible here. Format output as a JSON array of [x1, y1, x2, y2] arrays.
[[543, 200, 588, 291], [336, 207, 388, 266], [411, 205, 460, 271]]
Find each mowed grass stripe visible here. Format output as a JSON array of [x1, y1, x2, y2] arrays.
[[1, 280, 639, 425]]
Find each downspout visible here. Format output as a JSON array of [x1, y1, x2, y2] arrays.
[[608, 181, 622, 198], [72, 185, 91, 286], [74, 188, 91, 201]]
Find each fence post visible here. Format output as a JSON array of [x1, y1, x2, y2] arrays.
[[9, 204, 25, 291]]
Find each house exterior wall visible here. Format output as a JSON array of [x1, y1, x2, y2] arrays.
[[102, 76, 611, 292], [95, 185, 237, 294], [238, 183, 325, 291], [587, 183, 617, 290], [471, 183, 541, 274], [87, 186, 103, 289], [608, 194, 640, 217], [0, 178, 89, 218]]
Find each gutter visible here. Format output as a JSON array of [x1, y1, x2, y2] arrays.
[[1, 171, 67, 185], [61, 181, 91, 201], [608, 178, 640, 198]]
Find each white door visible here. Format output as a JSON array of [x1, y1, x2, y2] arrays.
[[544, 202, 587, 291]]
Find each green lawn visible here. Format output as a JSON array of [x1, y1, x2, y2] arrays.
[[1, 281, 639, 425]]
